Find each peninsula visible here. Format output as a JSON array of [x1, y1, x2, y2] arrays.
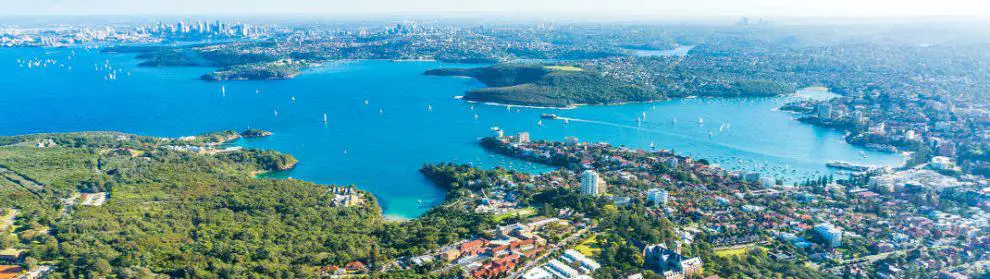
[[425, 64, 662, 108]]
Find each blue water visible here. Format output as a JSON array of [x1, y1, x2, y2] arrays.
[[0, 47, 902, 218]]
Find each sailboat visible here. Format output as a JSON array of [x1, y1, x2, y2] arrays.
[[474, 113, 479, 119], [323, 113, 328, 124], [291, 96, 296, 103], [470, 105, 475, 110], [538, 120, 543, 126], [274, 108, 279, 117], [698, 117, 704, 124], [564, 118, 569, 124], [650, 142, 656, 149], [221, 85, 226, 96], [428, 105, 433, 112], [364, 99, 369, 105], [255, 89, 259, 94]]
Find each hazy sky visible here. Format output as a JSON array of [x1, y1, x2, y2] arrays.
[[3, 0, 989, 17]]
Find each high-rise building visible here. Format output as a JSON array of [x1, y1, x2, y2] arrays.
[[816, 102, 833, 120], [581, 170, 606, 196], [814, 223, 843, 247], [517, 132, 530, 143], [646, 188, 668, 205]]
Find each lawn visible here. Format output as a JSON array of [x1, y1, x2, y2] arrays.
[[574, 234, 601, 256], [493, 207, 536, 222], [714, 245, 765, 258]]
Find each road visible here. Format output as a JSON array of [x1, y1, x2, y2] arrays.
[[824, 248, 911, 273]]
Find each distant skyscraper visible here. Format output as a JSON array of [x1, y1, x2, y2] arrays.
[[581, 170, 606, 196]]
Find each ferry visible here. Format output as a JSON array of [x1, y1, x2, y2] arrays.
[[826, 161, 873, 172], [540, 113, 559, 119]]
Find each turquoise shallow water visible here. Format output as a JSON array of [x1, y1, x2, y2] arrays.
[[0, 47, 902, 218]]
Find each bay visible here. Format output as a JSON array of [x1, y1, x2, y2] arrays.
[[0, 47, 902, 218]]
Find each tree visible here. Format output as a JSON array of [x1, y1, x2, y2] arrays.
[[93, 258, 113, 276], [23, 257, 38, 270]]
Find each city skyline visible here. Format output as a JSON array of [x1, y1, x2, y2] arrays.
[[3, 0, 989, 17]]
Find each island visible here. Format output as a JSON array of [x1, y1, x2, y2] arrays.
[[239, 128, 273, 138], [425, 64, 663, 108]]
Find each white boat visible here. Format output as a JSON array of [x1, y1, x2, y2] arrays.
[[221, 85, 226, 95], [538, 120, 543, 126], [364, 99, 369, 105], [428, 105, 433, 112], [274, 109, 279, 117], [564, 118, 569, 124], [474, 113, 479, 119], [291, 96, 296, 103], [698, 117, 704, 124], [323, 113, 328, 123]]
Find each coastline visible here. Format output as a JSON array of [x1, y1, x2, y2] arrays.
[[459, 96, 674, 110]]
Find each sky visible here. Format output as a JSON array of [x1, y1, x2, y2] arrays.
[[2, 0, 989, 17]]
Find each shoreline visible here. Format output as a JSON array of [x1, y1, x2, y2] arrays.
[[459, 96, 676, 110]]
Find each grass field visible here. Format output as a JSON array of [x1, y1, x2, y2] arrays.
[[493, 207, 536, 222], [574, 234, 601, 256], [545, 65, 584, 72], [714, 245, 765, 258]]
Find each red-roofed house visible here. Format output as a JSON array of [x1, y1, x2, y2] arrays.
[[461, 239, 489, 257]]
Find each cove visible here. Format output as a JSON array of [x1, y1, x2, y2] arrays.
[[0, 47, 902, 218]]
